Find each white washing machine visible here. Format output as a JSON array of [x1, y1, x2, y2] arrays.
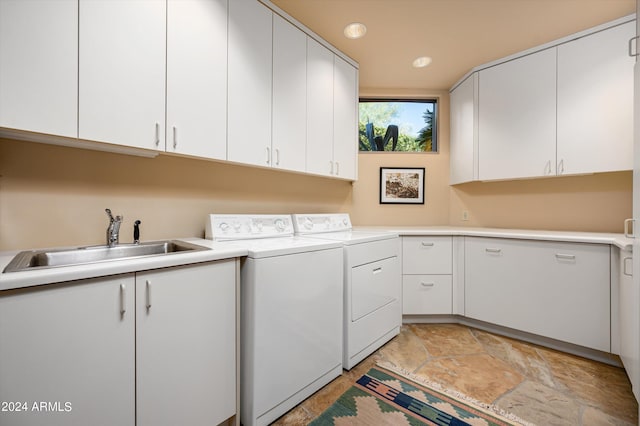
[[292, 213, 401, 370], [205, 214, 343, 426]]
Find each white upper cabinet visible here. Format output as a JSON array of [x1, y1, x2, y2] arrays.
[[0, 0, 77, 138], [478, 48, 557, 181], [166, 0, 228, 160], [333, 56, 358, 180], [306, 38, 335, 177], [228, 0, 273, 168], [449, 73, 478, 185], [557, 21, 635, 175], [79, 0, 166, 151], [272, 14, 307, 172]]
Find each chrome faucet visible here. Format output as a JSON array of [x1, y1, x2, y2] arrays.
[[105, 208, 123, 248]]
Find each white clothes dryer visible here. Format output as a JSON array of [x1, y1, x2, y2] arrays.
[[292, 213, 401, 370], [204, 214, 343, 426]]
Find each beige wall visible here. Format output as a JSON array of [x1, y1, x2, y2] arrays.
[[0, 90, 633, 251], [0, 138, 352, 250]]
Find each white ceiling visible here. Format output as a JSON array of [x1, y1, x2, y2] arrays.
[[270, 0, 635, 91]]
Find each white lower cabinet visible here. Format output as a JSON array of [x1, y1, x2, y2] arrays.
[[402, 236, 453, 315], [0, 274, 136, 426], [618, 249, 639, 401], [0, 260, 237, 426], [465, 237, 610, 352]]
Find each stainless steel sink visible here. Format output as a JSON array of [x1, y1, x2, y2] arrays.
[[3, 240, 207, 273]]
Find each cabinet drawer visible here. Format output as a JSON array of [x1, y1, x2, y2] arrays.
[[402, 275, 452, 315], [402, 236, 452, 274]]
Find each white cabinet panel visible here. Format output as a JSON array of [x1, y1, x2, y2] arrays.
[[449, 73, 477, 185], [166, 0, 227, 160], [333, 56, 358, 180], [0, 0, 77, 138], [403, 275, 453, 315], [402, 236, 453, 275], [0, 275, 135, 426], [351, 256, 399, 321], [619, 249, 639, 401], [228, 0, 272, 167], [478, 48, 557, 180], [272, 14, 307, 172], [136, 262, 236, 426], [465, 237, 610, 351], [306, 38, 335, 176], [557, 21, 635, 175], [79, 0, 166, 150]]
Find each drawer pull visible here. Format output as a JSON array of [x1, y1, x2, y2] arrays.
[[421, 242, 435, 247], [420, 282, 435, 287], [624, 257, 633, 277], [555, 253, 575, 261], [624, 218, 635, 239], [119, 284, 126, 316], [146, 280, 152, 310], [485, 248, 501, 254], [373, 267, 383, 274]]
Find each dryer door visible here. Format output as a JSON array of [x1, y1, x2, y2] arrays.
[[351, 256, 400, 321]]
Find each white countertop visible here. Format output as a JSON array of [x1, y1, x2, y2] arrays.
[[354, 226, 633, 251], [0, 238, 247, 291]]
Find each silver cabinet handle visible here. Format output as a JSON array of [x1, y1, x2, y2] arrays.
[[557, 159, 564, 175], [485, 248, 502, 254], [420, 282, 435, 287], [146, 280, 152, 310], [155, 123, 160, 146], [335, 162, 340, 175], [275, 148, 280, 166], [624, 218, 635, 238], [120, 284, 126, 316], [624, 257, 633, 277], [172, 126, 177, 149], [421, 242, 435, 247], [266, 147, 271, 164], [544, 160, 552, 176], [373, 267, 382, 274], [555, 253, 576, 261], [629, 36, 639, 57]]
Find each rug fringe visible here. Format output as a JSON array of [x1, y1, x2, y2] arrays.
[[376, 361, 537, 426]]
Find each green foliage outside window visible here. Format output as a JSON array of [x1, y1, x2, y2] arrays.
[[358, 99, 437, 152]]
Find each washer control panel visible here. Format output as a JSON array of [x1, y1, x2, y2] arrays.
[[206, 214, 294, 240], [292, 213, 352, 234]]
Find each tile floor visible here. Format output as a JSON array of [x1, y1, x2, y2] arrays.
[[273, 323, 639, 426]]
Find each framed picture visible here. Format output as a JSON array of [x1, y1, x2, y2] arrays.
[[379, 167, 425, 204]]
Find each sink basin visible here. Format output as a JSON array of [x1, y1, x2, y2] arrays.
[[3, 240, 207, 273]]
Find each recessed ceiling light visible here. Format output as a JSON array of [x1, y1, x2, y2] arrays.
[[344, 22, 367, 39], [412, 56, 433, 68]]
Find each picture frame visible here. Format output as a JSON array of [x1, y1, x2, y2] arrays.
[[379, 167, 425, 204]]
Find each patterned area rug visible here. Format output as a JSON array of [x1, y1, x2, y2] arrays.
[[309, 364, 534, 426]]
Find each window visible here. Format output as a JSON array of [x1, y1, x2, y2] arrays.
[[358, 99, 437, 152]]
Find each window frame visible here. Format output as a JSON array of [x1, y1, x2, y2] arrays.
[[358, 97, 439, 154]]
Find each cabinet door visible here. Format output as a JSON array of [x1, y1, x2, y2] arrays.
[[0, 0, 77, 138], [136, 261, 236, 426], [306, 38, 335, 177], [0, 275, 135, 426], [557, 21, 635, 175], [465, 237, 610, 351], [166, 0, 227, 160], [449, 73, 477, 185], [619, 250, 639, 400], [228, 0, 273, 167], [478, 48, 557, 180], [272, 15, 307, 172], [333, 56, 358, 180], [79, 0, 166, 150]]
